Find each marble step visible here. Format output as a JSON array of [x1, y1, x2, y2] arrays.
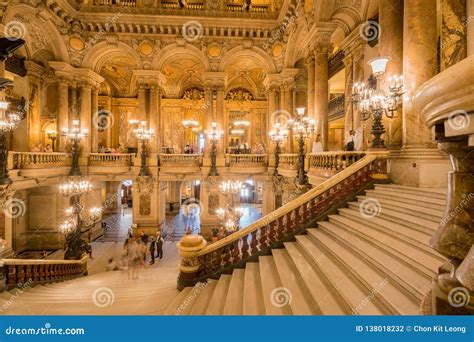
[[189, 280, 217, 315], [164, 287, 193, 315], [271, 248, 318, 315], [223, 269, 245, 315], [243, 262, 265, 315], [374, 184, 447, 199], [295, 235, 386, 315], [331, 212, 445, 263], [364, 189, 446, 211], [284, 242, 350, 315], [205, 275, 232, 315], [347, 202, 439, 232], [366, 189, 446, 207], [258, 256, 292, 315], [307, 230, 419, 315], [356, 196, 444, 221], [316, 222, 432, 301]]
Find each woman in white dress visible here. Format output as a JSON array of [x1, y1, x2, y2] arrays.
[[312, 134, 324, 153]]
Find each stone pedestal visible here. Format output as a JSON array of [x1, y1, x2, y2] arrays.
[[131, 175, 160, 235]]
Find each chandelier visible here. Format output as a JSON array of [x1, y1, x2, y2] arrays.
[[219, 180, 243, 195], [0, 100, 21, 132], [269, 123, 288, 143], [131, 120, 154, 142], [230, 128, 245, 136], [207, 121, 224, 142], [351, 56, 405, 148], [233, 119, 250, 127], [288, 107, 316, 138], [182, 119, 199, 129], [59, 179, 93, 197], [62, 119, 88, 141]]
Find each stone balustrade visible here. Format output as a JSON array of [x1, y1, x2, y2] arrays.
[[94, 0, 136, 6], [9, 152, 67, 169], [1, 256, 88, 291], [307, 151, 366, 185], [177, 153, 389, 289], [159, 153, 203, 167], [308, 151, 366, 172], [88, 153, 134, 167], [278, 154, 298, 170], [159, 154, 203, 173], [225, 154, 267, 173]]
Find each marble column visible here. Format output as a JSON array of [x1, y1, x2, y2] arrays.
[[342, 53, 353, 140], [306, 54, 315, 120], [204, 87, 214, 156], [314, 44, 329, 150], [69, 81, 78, 121], [27, 78, 42, 148], [137, 84, 147, 122], [379, 0, 404, 149], [267, 87, 278, 156], [56, 77, 69, 152], [149, 85, 160, 154], [468, 0, 474, 56], [281, 83, 294, 152], [402, 0, 438, 149], [79, 82, 92, 154], [216, 87, 225, 158], [90, 86, 99, 153]]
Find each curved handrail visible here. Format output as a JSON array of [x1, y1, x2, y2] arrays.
[[199, 152, 385, 256], [177, 152, 388, 288]]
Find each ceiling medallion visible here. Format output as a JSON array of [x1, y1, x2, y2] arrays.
[[272, 43, 283, 58], [207, 44, 222, 58], [69, 37, 85, 51], [139, 42, 153, 56]]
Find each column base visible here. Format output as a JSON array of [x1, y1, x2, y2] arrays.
[[389, 148, 451, 187]]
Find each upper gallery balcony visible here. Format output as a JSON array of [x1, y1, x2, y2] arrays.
[[225, 153, 267, 174], [88, 153, 135, 174], [8, 152, 69, 178], [159, 153, 203, 174], [74, 0, 275, 17]]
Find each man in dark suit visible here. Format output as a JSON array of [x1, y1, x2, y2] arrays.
[[156, 232, 164, 259], [149, 237, 156, 265]]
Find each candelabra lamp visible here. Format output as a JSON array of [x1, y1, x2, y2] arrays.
[[288, 107, 316, 188], [130, 120, 154, 176], [351, 56, 405, 149], [62, 120, 88, 176], [0, 96, 21, 185], [0, 38, 26, 185], [207, 121, 223, 176], [47, 129, 57, 152], [269, 123, 288, 177], [59, 178, 101, 260]]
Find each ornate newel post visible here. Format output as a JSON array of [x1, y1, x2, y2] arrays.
[[177, 234, 207, 290], [428, 142, 474, 314]]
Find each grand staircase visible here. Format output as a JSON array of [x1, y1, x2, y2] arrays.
[[165, 184, 446, 315], [0, 184, 447, 315]]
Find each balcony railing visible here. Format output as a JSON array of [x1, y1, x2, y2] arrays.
[[278, 154, 298, 170], [226, 154, 267, 167], [88, 153, 134, 166], [9, 152, 67, 169], [308, 152, 366, 172], [159, 154, 203, 167], [177, 153, 389, 288], [1, 256, 88, 291]]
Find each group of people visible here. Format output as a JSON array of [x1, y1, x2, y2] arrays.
[[30, 143, 53, 152], [184, 143, 198, 154], [228, 142, 266, 154], [112, 230, 164, 279], [98, 144, 125, 154]]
